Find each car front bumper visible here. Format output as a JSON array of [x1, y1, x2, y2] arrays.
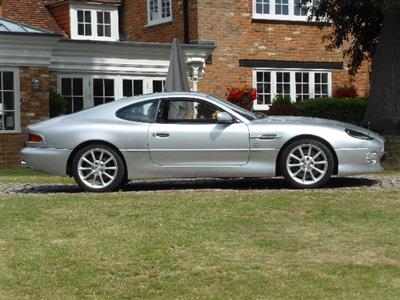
[[336, 147, 385, 176], [21, 147, 72, 177]]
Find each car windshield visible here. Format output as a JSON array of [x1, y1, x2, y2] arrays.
[[208, 95, 259, 121]]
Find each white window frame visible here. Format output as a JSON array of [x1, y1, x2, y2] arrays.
[[252, 68, 332, 110], [57, 75, 166, 112], [253, 0, 313, 21], [146, 0, 173, 27], [58, 76, 86, 113], [70, 3, 119, 41], [92, 76, 116, 106], [58, 75, 90, 111], [150, 77, 166, 93], [96, 11, 113, 38], [0, 67, 20, 133], [121, 77, 146, 98]]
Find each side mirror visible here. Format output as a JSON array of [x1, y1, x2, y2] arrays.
[[216, 112, 234, 124]]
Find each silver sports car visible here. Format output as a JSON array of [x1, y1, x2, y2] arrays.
[[21, 92, 385, 192]]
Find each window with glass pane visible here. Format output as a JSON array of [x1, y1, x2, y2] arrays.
[[294, 0, 308, 16], [0, 71, 16, 131], [148, 0, 171, 22], [314, 72, 329, 98], [152, 80, 165, 93], [93, 79, 114, 106], [255, 0, 270, 14], [149, 0, 159, 21], [97, 11, 111, 37], [123, 79, 144, 98], [256, 71, 272, 105], [276, 72, 291, 97], [161, 0, 171, 18], [295, 72, 310, 101], [275, 0, 289, 15], [61, 78, 84, 114], [77, 10, 92, 36]]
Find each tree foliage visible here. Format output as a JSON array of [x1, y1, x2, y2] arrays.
[[303, 0, 400, 134], [303, 0, 387, 74]]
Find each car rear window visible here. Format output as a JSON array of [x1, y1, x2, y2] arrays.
[[116, 100, 159, 123]]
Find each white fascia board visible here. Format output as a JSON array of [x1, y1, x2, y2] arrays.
[[0, 34, 60, 67], [50, 40, 214, 75], [50, 58, 170, 75]]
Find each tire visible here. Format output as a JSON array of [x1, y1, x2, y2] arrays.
[[72, 143, 126, 192], [280, 139, 334, 189]]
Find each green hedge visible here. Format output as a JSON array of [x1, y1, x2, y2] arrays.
[[295, 97, 368, 125]]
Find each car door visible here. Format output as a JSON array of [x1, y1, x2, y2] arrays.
[[148, 97, 250, 166]]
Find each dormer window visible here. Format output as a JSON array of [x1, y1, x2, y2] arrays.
[[97, 11, 111, 37], [77, 10, 92, 36], [70, 3, 119, 41], [147, 0, 172, 26], [253, 0, 312, 21]]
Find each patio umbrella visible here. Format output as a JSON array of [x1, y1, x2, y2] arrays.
[[165, 38, 193, 119], [165, 38, 190, 92]]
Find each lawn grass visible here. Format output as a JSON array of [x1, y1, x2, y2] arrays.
[[0, 173, 399, 299], [0, 168, 74, 184]]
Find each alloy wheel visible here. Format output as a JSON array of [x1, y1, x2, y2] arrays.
[[286, 143, 329, 186], [77, 148, 119, 189]]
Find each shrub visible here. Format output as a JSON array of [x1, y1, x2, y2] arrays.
[[334, 86, 358, 98], [267, 95, 299, 116], [49, 89, 68, 117], [267, 105, 299, 116], [271, 95, 292, 106], [296, 97, 368, 125]]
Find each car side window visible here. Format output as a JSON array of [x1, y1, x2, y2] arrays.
[[158, 98, 223, 123], [116, 100, 159, 123]]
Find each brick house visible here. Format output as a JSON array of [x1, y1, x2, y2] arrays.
[[123, 0, 370, 111], [0, 0, 213, 168]]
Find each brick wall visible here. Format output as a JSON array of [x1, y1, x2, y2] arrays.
[[122, 0, 186, 43], [0, 67, 54, 168], [121, 0, 370, 98], [48, 2, 70, 37], [195, 0, 370, 98]]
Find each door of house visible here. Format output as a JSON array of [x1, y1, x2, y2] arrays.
[[58, 75, 166, 114]]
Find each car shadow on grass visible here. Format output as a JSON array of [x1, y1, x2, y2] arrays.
[[11, 177, 380, 194]]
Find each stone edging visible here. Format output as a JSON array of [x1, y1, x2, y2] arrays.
[[0, 175, 398, 195]]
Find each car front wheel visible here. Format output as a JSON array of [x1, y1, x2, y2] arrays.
[[72, 144, 126, 192], [281, 139, 334, 189]]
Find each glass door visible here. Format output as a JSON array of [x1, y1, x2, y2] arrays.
[[93, 78, 115, 106], [122, 79, 144, 98]]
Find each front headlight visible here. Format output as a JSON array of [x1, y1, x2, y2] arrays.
[[345, 129, 373, 140]]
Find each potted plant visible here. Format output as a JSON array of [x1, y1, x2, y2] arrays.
[[226, 86, 257, 111]]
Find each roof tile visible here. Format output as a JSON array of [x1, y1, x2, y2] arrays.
[[46, 0, 121, 5], [1, 0, 64, 34]]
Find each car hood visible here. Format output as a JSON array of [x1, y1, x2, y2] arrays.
[[253, 116, 384, 142]]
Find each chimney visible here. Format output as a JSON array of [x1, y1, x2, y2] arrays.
[[0, 1, 3, 17]]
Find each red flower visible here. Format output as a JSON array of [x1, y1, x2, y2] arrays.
[[226, 86, 257, 111]]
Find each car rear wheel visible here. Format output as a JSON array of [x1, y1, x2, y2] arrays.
[[72, 144, 126, 192], [280, 139, 334, 189]]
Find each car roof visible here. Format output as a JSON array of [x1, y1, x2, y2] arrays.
[[63, 92, 211, 119]]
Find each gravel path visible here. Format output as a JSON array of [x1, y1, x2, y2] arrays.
[[0, 175, 399, 195]]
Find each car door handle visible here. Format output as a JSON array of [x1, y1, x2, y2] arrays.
[[155, 132, 170, 138]]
